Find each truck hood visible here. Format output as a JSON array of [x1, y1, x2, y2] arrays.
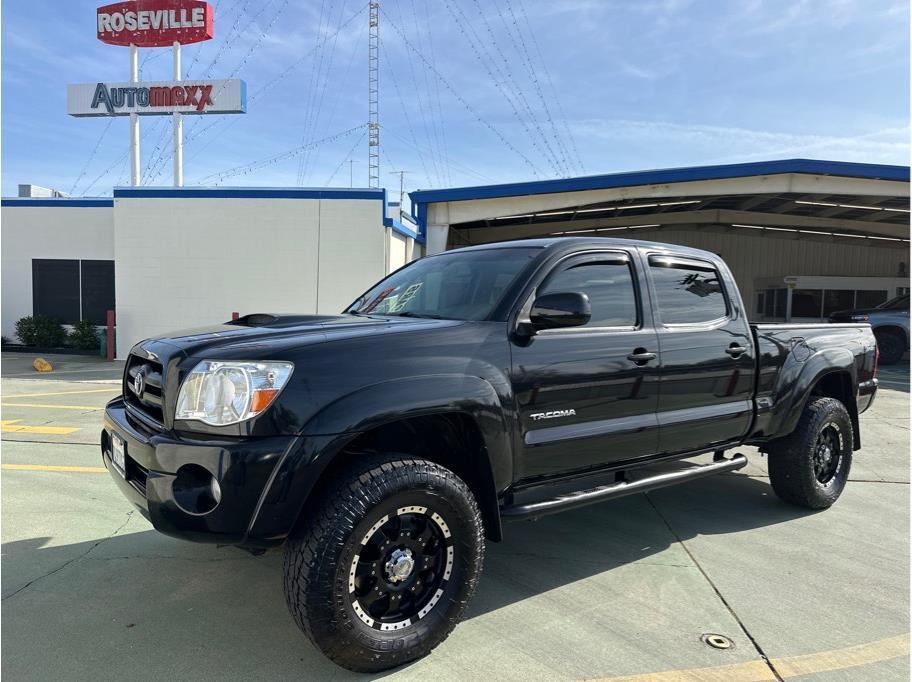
[[135, 312, 462, 359]]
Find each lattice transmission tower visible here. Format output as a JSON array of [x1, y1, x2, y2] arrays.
[[368, 1, 380, 188]]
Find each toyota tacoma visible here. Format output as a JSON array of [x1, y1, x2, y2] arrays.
[[101, 238, 879, 672]]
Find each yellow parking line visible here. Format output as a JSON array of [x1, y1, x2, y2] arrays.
[[595, 633, 910, 681], [2, 402, 104, 410], [2, 388, 118, 398], [0, 420, 81, 435], [1, 464, 107, 473]]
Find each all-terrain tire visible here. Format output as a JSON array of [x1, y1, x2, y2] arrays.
[[282, 454, 485, 673], [875, 329, 906, 365], [767, 397, 853, 509]]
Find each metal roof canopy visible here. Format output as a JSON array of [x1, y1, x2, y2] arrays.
[[409, 159, 910, 251]]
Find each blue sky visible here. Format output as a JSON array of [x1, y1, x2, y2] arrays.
[[2, 0, 909, 200]]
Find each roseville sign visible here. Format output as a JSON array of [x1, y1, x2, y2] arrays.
[[67, 79, 246, 116], [97, 0, 214, 47]]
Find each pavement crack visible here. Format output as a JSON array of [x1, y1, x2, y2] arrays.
[[1, 511, 134, 602], [645, 493, 785, 682]]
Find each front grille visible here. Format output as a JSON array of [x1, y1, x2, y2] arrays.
[[125, 353, 165, 426]]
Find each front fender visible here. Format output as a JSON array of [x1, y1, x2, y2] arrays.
[[244, 375, 512, 544]]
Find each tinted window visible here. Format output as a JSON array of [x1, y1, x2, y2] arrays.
[[348, 248, 538, 320], [81, 260, 116, 324], [33, 259, 79, 323], [822, 290, 854, 316], [540, 260, 637, 327], [794, 289, 823, 317], [878, 294, 909, 310], [649, 257, 727, 324]]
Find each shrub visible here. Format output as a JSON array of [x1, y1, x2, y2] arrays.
[[69, 319, 101, 350], [1, 336, 11, 346], [14, 315, 67, 347]]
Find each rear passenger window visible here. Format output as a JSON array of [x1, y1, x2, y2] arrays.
[[649, 256, 727, 324], [540, 260, 637, 327]]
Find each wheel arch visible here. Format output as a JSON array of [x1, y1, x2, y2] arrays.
[[768, 347, 861, 451], [246, 376, 513, 544]]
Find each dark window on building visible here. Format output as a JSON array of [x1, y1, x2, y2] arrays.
[[775, 289, 788, 318], [81, 260, 116, 324], [649, 257, 727, 324], [793, 289, 823, 317], [540, 260, 638, 327], [32, 259, 80, 323], [31, 259, 115, 325], [822, 290, 855, 317]]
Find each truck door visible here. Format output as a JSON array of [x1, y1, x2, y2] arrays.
[[644, 254, 755, 454], [511, 250, 661, 481]]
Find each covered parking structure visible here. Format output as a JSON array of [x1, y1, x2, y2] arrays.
[[410, 159, 910, 320]]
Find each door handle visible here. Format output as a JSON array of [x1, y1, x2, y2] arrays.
[[726, 345, 748, 357], [627, 350, 657, 365]]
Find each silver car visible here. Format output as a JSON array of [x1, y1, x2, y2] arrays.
[[829, 294, 909, 364]]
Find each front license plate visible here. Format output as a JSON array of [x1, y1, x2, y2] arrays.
[[111, 433, 126, 478]]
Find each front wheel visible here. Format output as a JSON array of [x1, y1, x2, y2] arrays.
[[767, 397, 853, 509], [283, 455, 485, 673]]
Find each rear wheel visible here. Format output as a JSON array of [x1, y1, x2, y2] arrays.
[[875, 330, 905, 365], [767, 397, 853, 509], [282, 455, 484, 673]]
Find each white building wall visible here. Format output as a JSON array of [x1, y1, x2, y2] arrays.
[[0, 204, 114, 340], [114, 195, 388, 357]]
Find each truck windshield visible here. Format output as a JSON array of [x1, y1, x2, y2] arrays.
[[877, 294, 909, 310], [346, 248, 539, 320]]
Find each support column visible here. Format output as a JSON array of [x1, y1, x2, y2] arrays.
[[426, 224, 450, 255], [172, 41, 183, 187], [129, 44, 141, 186]]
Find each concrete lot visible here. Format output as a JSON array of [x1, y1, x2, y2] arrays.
[[1, 352, 909, 680]]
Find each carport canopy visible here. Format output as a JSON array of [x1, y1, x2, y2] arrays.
[[409, 159, 910, 253]]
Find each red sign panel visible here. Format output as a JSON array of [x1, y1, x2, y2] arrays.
[[97, 0, 214, 47]]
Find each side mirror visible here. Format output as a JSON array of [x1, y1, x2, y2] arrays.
[[530, 292, 591, 331]]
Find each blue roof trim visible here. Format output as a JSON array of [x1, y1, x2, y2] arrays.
[[113, 186, 385, 200], [1, 197, 114, 207], [409, 159, 910, 204]]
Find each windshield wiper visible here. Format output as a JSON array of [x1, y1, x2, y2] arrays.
[[385, 311, 444, 319]]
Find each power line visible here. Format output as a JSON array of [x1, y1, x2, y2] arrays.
[[153, 3, 370, 183], [325, 129, 367, 185], [196, 124, 365, 184], [69, 120, 114, 195], [381, 8, 542, 178], [468, 0, 568, 176], [514, 0, 584, 174], [440, 0, 555, 177], [500, 0, 575, 175]]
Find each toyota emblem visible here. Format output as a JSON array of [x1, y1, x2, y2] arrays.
[[133, 370, 145, 399]]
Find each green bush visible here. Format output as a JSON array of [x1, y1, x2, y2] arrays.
[[68, 320, 101, 350], [14, 315, 67, 347]]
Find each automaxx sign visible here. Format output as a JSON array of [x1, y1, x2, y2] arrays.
[[67, 79, 246, 116]]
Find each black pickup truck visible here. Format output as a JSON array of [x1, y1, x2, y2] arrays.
[[101, 237, 878, 672]]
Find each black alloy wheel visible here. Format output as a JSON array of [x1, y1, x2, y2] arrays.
[[349, 506, 453, 631]]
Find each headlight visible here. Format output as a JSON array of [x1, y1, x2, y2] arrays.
[[175, 360, 294, 426], [851, 314, 870, 322]]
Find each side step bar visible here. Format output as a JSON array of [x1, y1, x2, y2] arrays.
[[502, 454, 748, 521]]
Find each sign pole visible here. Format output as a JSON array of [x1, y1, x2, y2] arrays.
[[172, 41, 183, 187], [129, 43, 140, 186]]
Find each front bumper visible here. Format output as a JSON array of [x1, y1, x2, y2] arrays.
[[101, 397, 299, 546]]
